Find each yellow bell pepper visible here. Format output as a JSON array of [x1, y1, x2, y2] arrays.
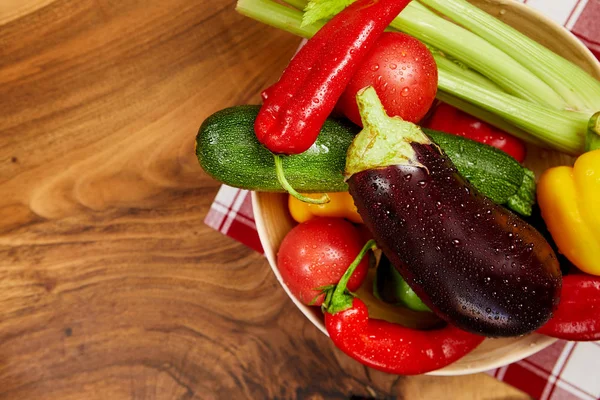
[[538, 149, 600, 276], [289, 192, 363, 224]]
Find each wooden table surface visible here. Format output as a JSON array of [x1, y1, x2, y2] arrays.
[[0, 1, 533, 399]]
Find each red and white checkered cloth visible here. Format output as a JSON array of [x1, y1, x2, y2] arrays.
[[205, 1, 600, 398]]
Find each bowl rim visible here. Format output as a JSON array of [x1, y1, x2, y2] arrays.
[[251, 0, 600, 377]]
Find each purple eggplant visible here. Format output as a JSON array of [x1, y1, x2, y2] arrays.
[[345, 87, 561, 337]]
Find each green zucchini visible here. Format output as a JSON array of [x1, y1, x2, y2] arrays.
[[196, 105, 535, 216], [197, 105, 356, 192], [425, 131, 536, 216]]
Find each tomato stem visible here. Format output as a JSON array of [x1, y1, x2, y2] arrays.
[[326, 239, 377, 315], [274, 155, 330, 204]]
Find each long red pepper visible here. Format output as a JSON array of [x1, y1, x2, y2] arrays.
[[325, 299, 485, 375], [537, 274, 600, 341], [255, 0, 413, 155], [322, 240, 484, 375]]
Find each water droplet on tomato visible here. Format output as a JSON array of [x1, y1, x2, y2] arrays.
[[401, 87, 410, 97], [371, 64, 380, 71], [390, 63, 397, 70]]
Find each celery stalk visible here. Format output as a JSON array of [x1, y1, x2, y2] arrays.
[[281, 0, 309, 10], [418, 0, 600, 112], [236, 0, 321, 38], [432, 52, 502, 93], [435, 91, 547, 148], [438, 71, 588, 155], [389, 5, 566, 109]]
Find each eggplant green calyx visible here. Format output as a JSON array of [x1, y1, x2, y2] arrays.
[[344, 86, 431, 179], [587, 112, 600, 152]]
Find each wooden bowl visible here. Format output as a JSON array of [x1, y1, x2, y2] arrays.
[[253, 0, 600, 376]]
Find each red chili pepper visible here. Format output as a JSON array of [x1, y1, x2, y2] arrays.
[[325, 298, 485, 375], [425, 103, 527, 162], [255, 0, 412, 155], [322, 240, 484, 375], [537, 274, 600, 341]]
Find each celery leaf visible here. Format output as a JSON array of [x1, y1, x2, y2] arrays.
[[302, 0, 356, 27]]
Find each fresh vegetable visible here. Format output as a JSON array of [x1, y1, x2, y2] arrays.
[[425, 103, 526, 162], [417, 0, 600, 112], [374, 255, 431, 312], [325, 298, 484, 375], [323, 240, 484, 375], [197, 106, 357, 193], [537, 274, 600, 341], [289, 192, 362, 224], [337, 32, 438, 127], [253, 0, 412, 155], [537, 149, 600, 277], [425, 129, 535, 216], [277, 217, 369, 306], [237, 0, 600, 155], [345, 87, 561, 337], [197, 105, 536, 216], [436, 69, 593, 155]]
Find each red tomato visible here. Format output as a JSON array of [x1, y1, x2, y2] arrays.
[[338, 32, 438, 126], [425, 103, 527, 162], [277, 218, 369, 306]]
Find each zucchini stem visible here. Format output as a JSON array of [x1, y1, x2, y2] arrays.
[[274, 155, 330, 204]]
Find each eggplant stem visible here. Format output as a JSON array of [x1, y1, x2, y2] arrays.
[[274, 155, 330, 204]]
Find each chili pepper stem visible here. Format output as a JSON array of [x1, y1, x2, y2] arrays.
[[325, 239, 377, 315], [309, 284, 336, 305], [274, 155, 330, 204], [587, 112, 600, 152]]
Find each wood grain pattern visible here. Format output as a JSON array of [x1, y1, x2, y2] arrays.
[[0, 0, 531, 398]]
